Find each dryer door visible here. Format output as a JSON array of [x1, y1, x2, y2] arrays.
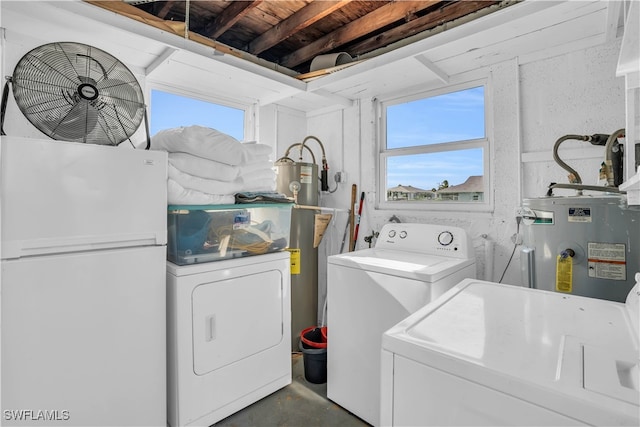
[[192, 268, 285, 375]]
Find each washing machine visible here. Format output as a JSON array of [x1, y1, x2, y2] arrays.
[[380, 277, 640, 426], [166, 251, 291, 427], [327, 223, 476, 426]]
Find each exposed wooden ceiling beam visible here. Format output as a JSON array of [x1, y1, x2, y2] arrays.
[[156, 0, 176, 19], [349, 1, 500, 57], [247, 0, 352, 55], [204, 0, 263, 40], [280, 0, 440, 68]]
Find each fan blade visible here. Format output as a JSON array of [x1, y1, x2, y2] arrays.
[[45, 100, 98, 141], [97, 79, 142, 119]]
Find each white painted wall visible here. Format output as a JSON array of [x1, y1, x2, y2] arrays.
[[521, 38, 626, 198], [306, 37, 625, 287], [260, 104, 307, 158]]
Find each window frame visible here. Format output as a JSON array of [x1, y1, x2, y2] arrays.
[[376, 79, 493, 212], [146, 82, 256, 141]]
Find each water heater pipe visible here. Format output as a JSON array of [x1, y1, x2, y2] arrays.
[[299, 135, 330, 191], [281, 143, 317, 164], [604, 128, 625, 187], [548, 182, 623, 194], [552, 134, 591, 184], [483, 235, 494, 282], [298, 135, 326, 163], [551, 132, 622, 195]]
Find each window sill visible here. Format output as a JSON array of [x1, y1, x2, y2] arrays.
[[377, 200, 494, 214]]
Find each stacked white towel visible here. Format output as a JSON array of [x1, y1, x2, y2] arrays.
[[151, 125, 276, 205]]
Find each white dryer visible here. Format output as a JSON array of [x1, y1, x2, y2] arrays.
[[166, 251, 291, 427], [381, 277, 640, 426], [327, 223, 476, 426]]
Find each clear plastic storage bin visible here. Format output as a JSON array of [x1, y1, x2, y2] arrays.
[[167, 204, 293, 265]]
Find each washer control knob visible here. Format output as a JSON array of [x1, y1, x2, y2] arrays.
[[438, 231, 454, 246], [399, 230, 407, 239], [388, 230, 396, 238]]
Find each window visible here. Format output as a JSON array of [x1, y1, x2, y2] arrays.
[[378, 82, 490, 210], [150, 89, 247, 140]]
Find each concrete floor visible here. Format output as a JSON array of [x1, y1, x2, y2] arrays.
[[213, 353, 370, 427]]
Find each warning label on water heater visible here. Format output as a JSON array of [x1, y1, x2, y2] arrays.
[[568, 207, 592, 223], [587, 242, 626, 280], [300, 166, 313, 184]]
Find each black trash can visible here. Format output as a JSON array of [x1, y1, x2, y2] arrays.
[[298, 340, 327, 384]]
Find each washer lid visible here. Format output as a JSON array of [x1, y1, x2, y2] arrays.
[[327, 248, 475, 282], [383, 279, 640, 425]]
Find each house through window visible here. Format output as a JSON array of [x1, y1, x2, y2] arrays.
[[378, 82, 490, 210]]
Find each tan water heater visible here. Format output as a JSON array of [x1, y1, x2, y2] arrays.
[[275, 158, 320, 351]]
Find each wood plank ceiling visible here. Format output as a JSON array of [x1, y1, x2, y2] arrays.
[[122, 0, 513, 75]]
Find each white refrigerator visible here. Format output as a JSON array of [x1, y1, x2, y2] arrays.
[[1, 136, 168, 426]]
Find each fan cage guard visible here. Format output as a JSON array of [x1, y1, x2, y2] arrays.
[[11, 41, 146, 145]]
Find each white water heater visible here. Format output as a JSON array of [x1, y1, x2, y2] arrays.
[[520, 195, 640, 302]]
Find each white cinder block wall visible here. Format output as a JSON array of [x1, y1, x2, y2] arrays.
[[287, 37, 625, 300], [520, 39, 626, 199]]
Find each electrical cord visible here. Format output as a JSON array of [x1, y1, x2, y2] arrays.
[[1, 80, 11, 136], [498, 216, 522, 283], [323, 175, 339, 193]]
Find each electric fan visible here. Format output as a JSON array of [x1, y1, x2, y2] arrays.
[[1, 41, 150, 148]]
